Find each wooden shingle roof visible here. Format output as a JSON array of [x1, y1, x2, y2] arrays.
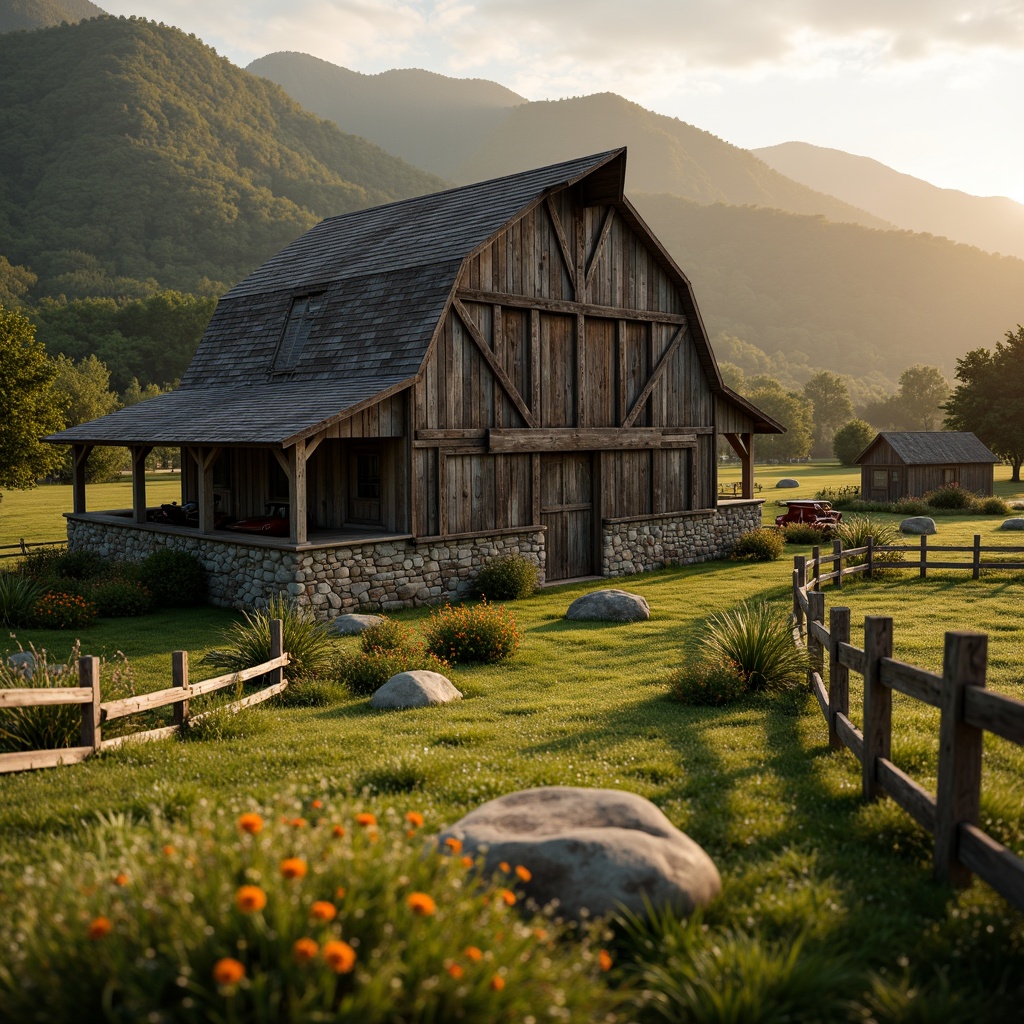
[[858, 431, 999, 465]]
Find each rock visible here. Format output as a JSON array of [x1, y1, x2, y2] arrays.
[[776, 478, 800, 488], [999, 518, 1024, 531], [439, 787, 720, 921], [370, 670, 462, 709], [328, 613, 385, 636], [566, 589, 650, 622], [900, 516, 937, 535], [6, 651, 36, 679]]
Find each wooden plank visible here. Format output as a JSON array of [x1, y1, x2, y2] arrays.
[[585, 206, 615, 289], [623, 325, 687, 427], [828, 606, 851, 750], [172, 650, 189, 729], [808, 617, 830, 649], [488, 427, 696, 453], [0, 687, 93, 708], [862, 616, 894, 802], [0, 746, 93, 774], [101, 725, 180, 750], [811, 671, 829, 721], [545, 195, 577, 295], [80, 656, 101, 750], [964, 686, 1024, 745], [837, 642, 865, 674], [958, 823, 1024, 911], [880, 658, 942, 707], [102, 687, 188, 722], [190, 680, 288, 722], [835, 713, 864, 761], [876, 757, 937, 833], [132, 446, 152, 525], [457, 289, 688, 325], [190, 655, 290, 698]]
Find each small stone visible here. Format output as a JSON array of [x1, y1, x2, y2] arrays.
[[370, 670, 462, 709], [328, 613, 385, 635], [566, 589, 650, 623], [900, 516, 937, 535], [776, 478, 800, 488]]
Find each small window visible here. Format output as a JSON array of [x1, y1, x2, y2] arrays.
[[943, 468, 958, 485], [872, 470, 886, 489], [273, 294, 324, 372]]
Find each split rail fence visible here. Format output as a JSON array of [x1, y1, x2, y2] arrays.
[[0, 620, 288, 775], [0, 538, 67, 561], [792, 546, 1024, 909]]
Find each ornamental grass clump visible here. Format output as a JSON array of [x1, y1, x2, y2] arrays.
[[422, 600, 523, 665], [474, 554, 538, 601], [730, 528, 784, 562], [834, 515, 904, 574], [0, 795, 619, 1023], [0, 642, 82, 752], [0, 573, 43, 627]]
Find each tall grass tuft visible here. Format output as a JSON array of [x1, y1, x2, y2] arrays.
[[835, 515, 905, 574], [0, 642, 82, 752], [0, 573, 43, 627]]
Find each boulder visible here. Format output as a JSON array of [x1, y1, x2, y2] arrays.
[[900, 516, 937, 535], [370, 670, 462, 710], [439, 787, 720, 921], [999, 518, 1024, 531], [328, 613, 385, 636], [776, 478, 800, 488], [6, 651, 36, 679], [566, 589, 650, 623]]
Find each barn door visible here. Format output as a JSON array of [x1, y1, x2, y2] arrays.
[[541, 453, 596, 581]]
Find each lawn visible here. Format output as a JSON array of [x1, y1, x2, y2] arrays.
[[2, 544, 1023, 1019]]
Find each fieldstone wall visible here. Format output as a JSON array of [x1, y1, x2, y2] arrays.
[[602, 501, 763, 576]]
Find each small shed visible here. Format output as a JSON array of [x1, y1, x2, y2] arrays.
[[856, 431, 999, 501]]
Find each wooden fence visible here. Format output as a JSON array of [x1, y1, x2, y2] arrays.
[[0, 620, 288, 774], [0, 538, 67, 561], [792, 554, 1024, 909]]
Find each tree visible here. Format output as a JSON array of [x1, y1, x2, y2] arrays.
[[744, 375, 813, 462], [832, 419, 876, 466], [944, 327, 1024, 481], [0, 304, 64, 491], [803, 370, 853, 456], [897, 364, 949, 430]]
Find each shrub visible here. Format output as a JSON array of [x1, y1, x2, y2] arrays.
[[359, 616, 414, 654], [779, 522, 825, 545], [136, 548, 207, 607], [31, 591, 97, 629], [730, 528, 784, 562], [924, 483, 976, 510], [893, 497, 930, 516], [339, 648, 451, 697], [668, 658, 747, 706], [835, 515, 904, 573], [475, 554, 538, 601], [204, 593, 333, 681], [50, 549, 107, 582], [18, 547, 65, 583], [0, 643, 82, 752], [91, 578, 153, 618], [832, 418, 875, 466], [276, 677, 348, 708], [698, 600, 806, 693], [183, 704, 271, 742], [979, 495, 1012, 515], [0, 573, 44, 627], [421, 600, 523, 664]]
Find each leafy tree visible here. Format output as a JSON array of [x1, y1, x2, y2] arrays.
[[832, 419, 876, 466], [744, 374, 813, 462], [0, 304, 64, 491], [944, 327, 1024, 481], [717, 361, 745, 392], [0, 256, 36, 307], [803, 370, 853, 456], [896, 364, 949, 430]]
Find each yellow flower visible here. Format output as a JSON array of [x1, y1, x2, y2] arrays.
[[238, 813, 263, 835], [87, 916, 112, 940], [515, 865, 532, 883], [280, 857, 307, 880], [310, 900, 336, 921], [161, 845, 176, 857], [322, 939, 357, 973], [311, 799, 323, 810], [212, 958, 245, 985], [406, 891, 437, 916], [236, 885, 267, 913], [460, 855, 474, 869], [293, 937, 319, 962]]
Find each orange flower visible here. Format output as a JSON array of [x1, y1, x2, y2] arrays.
[[238, 813, 263, 835], [598, 949, 613, 972], [322, 939, 356, 973], [447, 962, 464, 979], [161, 844, 176, 857], [497, 889, 516, 907], [489, 975, 505, 992], [444, 837, 463, 855], [515, 865, 532, 883], [236, 885, 267, 913], [355, 812, 376, 828], [114, 873, 129, 887], [533, 928, 548, 941], [87, 916, 112, 940], [311, 799, 323, 810], [335, 886, 347, 900], [406, 891, 437, 916], [332, 825, 346, 838], [293, 937, 319, 962], [213, 958, 246, 985], [310, 900, 336, 921], [464, 945, 483, 962], [498, 861, 511, 873], [280, 857, 307, 880], [290, 817, 307, 829], [405, 811, 424, 828], [460, 856, 474, 869]]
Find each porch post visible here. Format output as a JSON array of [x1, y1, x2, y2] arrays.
[[131, 446, 152, 524], [197, 447, 220, 534], [723, 432, 755, 499], [72, 444, 92, 514], [288, 442, 307, 545]]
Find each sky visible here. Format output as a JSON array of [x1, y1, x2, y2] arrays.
[[101, 0, 1024, 203]]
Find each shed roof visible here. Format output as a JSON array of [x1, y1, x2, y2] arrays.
[[857, 431, 999, 465]]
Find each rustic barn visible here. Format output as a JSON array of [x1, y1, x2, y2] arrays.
[[856, 431, 998, 501], [48, 149, 782, 616]]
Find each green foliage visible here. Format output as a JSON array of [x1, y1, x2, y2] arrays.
[[979, 496, 1012, 516], [136, 548, 207, 608], [924, 484, 975, 510], [203, 593, 332, 681], [780, 522, 826, 545], [832, 418, 875, 465], [895, 365, 950, 431], [50, 547, 106, 581], [359, 616, 414, 654], [697, 600, 806, 692], [0, 304, 64, 490], [421, 601, 523, 665], [0, 573, 44, 627], [339, 648, 451, 697], [742, 375, 813, 461], [731, 527, 785, 562], [31, 590, 97, 629], [892, 497, 930, 516], [0, 642, 82, 752], [276, 677, 348, 709], [183, 704, 271, 742], [0, 256, 35, 307], [803, 370, 853, 457], [668, 657, 747, 706], [835, 515, 905, 574], [91, 578, 153, 618], [474, 553, 539, 601]]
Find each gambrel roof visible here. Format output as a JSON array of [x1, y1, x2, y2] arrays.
[[48, 148, 774, 447], [857, 431, 998, 466]]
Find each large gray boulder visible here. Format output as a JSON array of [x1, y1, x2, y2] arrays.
[[776, 478, 800, 488], [999, 518, 1024, 531], [900, 516, 937, 535], [329, 613, 385, 636], [370, 670, 462, 710], [566, 589, 650, 623], [438, 786, 720, 921]]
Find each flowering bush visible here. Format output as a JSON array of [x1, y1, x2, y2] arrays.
[[359, 616, 415, 655], [91, 578, 153, 618], [422, 601, 523, 665], [339, 647, 450, 696], [0, 797, 618, 1022], [31, 591, 97, 629]]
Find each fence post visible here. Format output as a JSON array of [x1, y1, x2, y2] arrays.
[[172, 651, 189, 729], [833, 538, 843, 589], [79, 655, 101, 753], [973, 534, 981, 580], [793, 555, 806, 632], [828, 606, 850, 750], [807, 591, 825, 690], [270, 618, 285, 688], [934, 631, 986, 888], [811, 545, 820, 591], [866, 535, 873, 579], [920, 535, 927, 579], [861, 616, 893, 802], [20, 538, 28, 556]]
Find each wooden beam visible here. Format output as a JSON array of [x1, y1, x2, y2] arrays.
[[584, 207, 615, 290], [197, 446, 216, 534], [545, 195, 577, 295], [489, 428, 697, 453], [289, 442, 307, 545], [577, 313, 586, 427], [271, 446, 290, 477], [305, 433, 325, 459], [457, 289, 688, 326], [724, 432, 755, 499], [453, 300, 537, 428], [131, 446, 153, 524], [72, 444, 92, 515], [623, 325, 687, 428], [530, 308, 541, 417]]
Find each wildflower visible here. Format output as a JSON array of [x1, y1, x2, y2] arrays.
[[87, 916, 112, 940], [355, 812, 376, 828], [464, 945, 483, 962], [280, 857, 307, 880], [310, 900, 336, 921], [293, 937, 319, 962], [322, 939, 356, 973], [598, 949, 613, 972], [461, 856, 474, 869], [444, 837, 463, 855], [335, 886, 347, 900], [533, 928, 548, 941], [114, 873, 129, 887], [405, 811, 424, 828], [489, 975, 505, 992], [447, 962, 464, 979], [238, 813, 263, 835], [290, 817, 307, 829], [515, 865, 531, 883], [213, 958, 246, 986], [498, 861, 511, 873], [332, 825, 346, 838], [407, 892, 437, 916], [498, 888, 516, 907], [311, 799, 323, 810], [236, 885, 267, 913]]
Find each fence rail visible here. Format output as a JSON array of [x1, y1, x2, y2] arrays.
[[0, 620, 288, 775], [0, 538, 67, 561], [792, 561, 1024, 909]]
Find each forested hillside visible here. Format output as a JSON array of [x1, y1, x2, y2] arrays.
[[0, 17, 445, 298], [0, 0, 104, 33]]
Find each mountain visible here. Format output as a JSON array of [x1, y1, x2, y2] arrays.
[[0, 0, 104, 33], [247, 53, 525, 179], [0, 17, 445, 295], [754, 142, 1024, 260]]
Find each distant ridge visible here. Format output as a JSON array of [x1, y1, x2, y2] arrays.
[[0, 0, 105, 32], [755, 141, 1024, 260]]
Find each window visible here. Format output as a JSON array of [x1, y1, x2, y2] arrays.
[[355, 455, 380, 501], [348, 449, 382, 525], [943, 468, 958, 485], [872, 470, 886, 489], [273, 294, 324, 372]]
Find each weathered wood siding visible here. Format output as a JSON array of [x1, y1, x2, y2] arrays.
[[860, 437, 994, 499]]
